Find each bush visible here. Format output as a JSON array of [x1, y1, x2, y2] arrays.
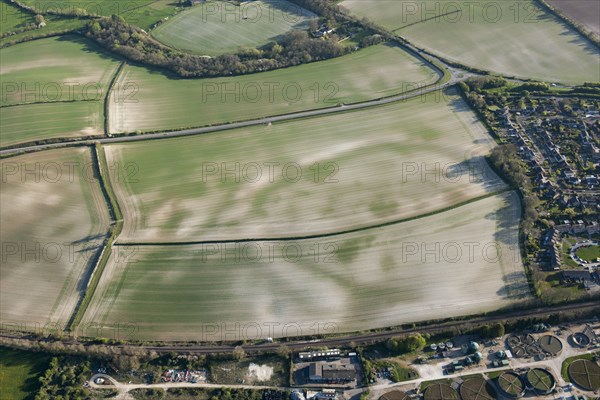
[[385, 333, 426, 355]]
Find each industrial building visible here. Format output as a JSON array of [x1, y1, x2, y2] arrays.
[[308, 361, 356, 382]]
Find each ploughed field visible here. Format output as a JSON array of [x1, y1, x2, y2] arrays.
[[0, 36, 120, 146], [82, 192, 528, 341], [0, 102, 103, 147], [546, 0, 600, 38], [341, 0, 600, 83], [0, 7, 538, 340], [108, 44, 439, 133], [0, 148, 110, 328], [106, 90, 506, 243], [0, 36, 119, 106]]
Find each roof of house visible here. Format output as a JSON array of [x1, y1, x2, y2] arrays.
[[562, 270, 593, 280]]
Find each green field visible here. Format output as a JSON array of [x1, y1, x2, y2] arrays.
[[81, 191, 527, 341], [341, 0, 420, 31], [0, 347, 50, 400], [0, 35, 119, 146], [152, 0, 316, 55], [342, 0, 600, 83], [0, 101, 103, 146], [0, 1, 88, 43], [0, 16, 87, 47], [0, 36, 120, 106], [575, 244, 599, 262], [108, 44, 439, 133], [123, 0, 186, 30], [106, 90, 506, 242], [0, 2, 37, 34], [0, 148, 110, 329], [17, 0, 182, 29]]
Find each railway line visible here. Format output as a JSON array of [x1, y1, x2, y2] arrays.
[[140, 301, 599, 354]]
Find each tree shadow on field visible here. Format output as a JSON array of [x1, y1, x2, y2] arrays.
[[66, 232, 109, 322], [69, 233, 106, 245], [497, 271, 531, 300], [56, 35, 125, 63], [260, 0, 318, 43], [484, 194, 519, 249], [485, 195, 531, 300], [57, 35, 194, 81], [554, 21, 600, 56], [447, 96, 506, 193], [443, 157, 503, 194]]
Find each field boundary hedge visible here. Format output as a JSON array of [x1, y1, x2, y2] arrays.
[[104, 61, 126, 136], [114, 190, 512, 246], [67, 144, 124, 332], [534, 0, 600, 48]]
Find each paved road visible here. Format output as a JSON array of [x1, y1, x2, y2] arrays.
[[0, 77, 459, 157]]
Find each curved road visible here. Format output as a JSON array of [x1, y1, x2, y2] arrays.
[[0, 76, 460, 157]]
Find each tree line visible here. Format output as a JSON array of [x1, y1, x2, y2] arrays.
[[85, 13, 352, 79]]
